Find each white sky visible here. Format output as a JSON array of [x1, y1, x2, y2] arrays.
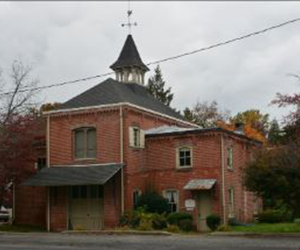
[[0, 1, 300, 123]]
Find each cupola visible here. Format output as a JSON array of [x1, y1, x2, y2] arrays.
[[110, 34, 149, 85]]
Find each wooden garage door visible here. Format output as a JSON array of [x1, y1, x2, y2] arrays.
[[69, 185, 104, 230]]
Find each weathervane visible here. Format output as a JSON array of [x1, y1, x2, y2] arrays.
[[121, 0, 137, 34]]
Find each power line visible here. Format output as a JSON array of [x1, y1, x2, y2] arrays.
[[146, 17, 300, 65], [1, 17, 300, 97]]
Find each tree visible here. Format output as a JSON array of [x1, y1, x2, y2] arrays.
[[183, 100, 230, 128], [146, 65, 174, 106], [244, 143, 300, 218], [268, 119, 282, 145], [217, 109, 269, 142], [271, 78, 300, 139], [231, 109, 269, 136], [0, 60, 40, 209]]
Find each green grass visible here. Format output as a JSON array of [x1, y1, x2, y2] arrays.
[[229, 223, 300, 233], [0, 224, 45, 232]]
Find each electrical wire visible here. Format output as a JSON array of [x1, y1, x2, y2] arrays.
[[0, 17, 299, 97]]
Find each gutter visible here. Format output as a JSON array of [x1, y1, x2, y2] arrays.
[[221, 134, 226, 225], [120, 106, 124, 214]]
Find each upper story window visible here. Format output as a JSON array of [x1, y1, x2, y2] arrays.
[[177, 147, 192, 169], [74, 127, 96, 159], [129, 126, 145, 148], [163, 189, 179, 213], [227, 147, 233, 169]]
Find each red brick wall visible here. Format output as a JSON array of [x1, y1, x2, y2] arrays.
[[104, 172, 122, 228], [49, 108, 121, 165], [50, 187, 68, 231], [14, 185, 46, 227]]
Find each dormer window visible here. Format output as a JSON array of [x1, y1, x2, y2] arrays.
[[74, 127, 96, 159]]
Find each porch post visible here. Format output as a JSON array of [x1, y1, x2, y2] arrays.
[[47, 187, 50, 232]]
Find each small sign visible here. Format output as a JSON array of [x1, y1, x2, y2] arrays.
[[185, 199, 196, 211]]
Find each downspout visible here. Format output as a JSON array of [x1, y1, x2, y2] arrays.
[[120, 106, 124, 214], [46, 115, 50, 232], [12, 184, 15, 223], [221, 134, 226, 225]]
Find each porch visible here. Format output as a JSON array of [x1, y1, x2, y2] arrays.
[[23, 164, 123, 231]]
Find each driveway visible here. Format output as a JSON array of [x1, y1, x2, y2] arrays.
[[0, 233, 300, 250]]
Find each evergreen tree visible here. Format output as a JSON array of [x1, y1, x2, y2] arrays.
[[268, 119, 282, 145], [146, 65, 174, 106]]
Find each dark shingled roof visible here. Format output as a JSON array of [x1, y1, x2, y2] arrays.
[[22, 164, 123, 186], [110, 35, 149, 71], [59, 78, 184, 121]]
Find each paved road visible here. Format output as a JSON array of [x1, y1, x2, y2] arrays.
[[0, 233, 300, 250]]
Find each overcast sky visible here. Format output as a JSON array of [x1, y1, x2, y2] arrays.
[[0, 1, 300, 123]]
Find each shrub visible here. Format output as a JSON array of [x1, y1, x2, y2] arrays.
[[152, 213, 167, 230], [294, 218, 300, 225], [119, 210, 140, 228], [166, 224, 180, 233], [206, 214, 221, 231], [178, 219, 193, 232], [167, 213, 193, 226], [137, 191, 169, 214], [257, 209, 292, 223]]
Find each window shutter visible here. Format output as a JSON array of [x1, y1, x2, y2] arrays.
[[140, 129, 145, 148], [129, 127, 134, 147]]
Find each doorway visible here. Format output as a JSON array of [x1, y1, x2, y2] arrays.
[[68, 185, 104, 230], [197, 191, 213, 232]]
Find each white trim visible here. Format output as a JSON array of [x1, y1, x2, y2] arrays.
[[43, 102, 198, 128], [50, 163, 122, 167], [47, 115, 50, 168]]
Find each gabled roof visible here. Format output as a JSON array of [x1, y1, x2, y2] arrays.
[[59, 78, 184, 121], [110, 35, 149, 71]]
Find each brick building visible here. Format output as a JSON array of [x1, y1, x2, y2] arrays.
[[17, 34, 260, 232]]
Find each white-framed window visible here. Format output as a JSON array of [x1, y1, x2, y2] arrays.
[[227, 147, 233, 169], [133, 189, 141, 209], [129, 126, 145, 148], [176, 147, 192, 168], [163, 189, 179, 213], [228, 187, 235, 218], [73, 127, 96, 159]]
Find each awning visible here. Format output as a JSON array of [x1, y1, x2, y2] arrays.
[[22, 163, 123, 187], [184, 179, 216, 190]]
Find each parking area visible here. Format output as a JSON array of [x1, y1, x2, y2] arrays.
[[0, 233, 300, 250]]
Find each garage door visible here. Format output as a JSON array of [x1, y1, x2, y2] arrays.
[[69, 185, 104, 230]]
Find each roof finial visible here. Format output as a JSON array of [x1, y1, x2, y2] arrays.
[[121, 0, 137, 34]]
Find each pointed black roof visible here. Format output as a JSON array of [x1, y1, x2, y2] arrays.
[[59, 78, 184, 121], [110, 35, 149, 71]]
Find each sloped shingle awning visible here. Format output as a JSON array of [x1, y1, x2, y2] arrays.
[[22, 164, 123, 187], [184, 179, 217, 190]]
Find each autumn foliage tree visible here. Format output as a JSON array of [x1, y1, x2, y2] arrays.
[[0, 60, 40, 209]]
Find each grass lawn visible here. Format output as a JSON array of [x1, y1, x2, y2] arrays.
[[229, 223, 300, 233], [0, 224, 45, 232]]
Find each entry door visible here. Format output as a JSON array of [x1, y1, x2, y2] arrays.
[[197, 191, 213, 232], [69, 185, 104, 230]]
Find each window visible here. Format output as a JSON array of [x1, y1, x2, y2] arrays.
[[74, 127, 96, 159], [133, 189, 141, 209], [227, 147, 233, 169], [228, 187, 235, 217], [129, 127, 145, 148], [37, 157, 46, 170], [163, 190, 179, 213], [71, 185, 103, 199], [177, 147, 192, 168]]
